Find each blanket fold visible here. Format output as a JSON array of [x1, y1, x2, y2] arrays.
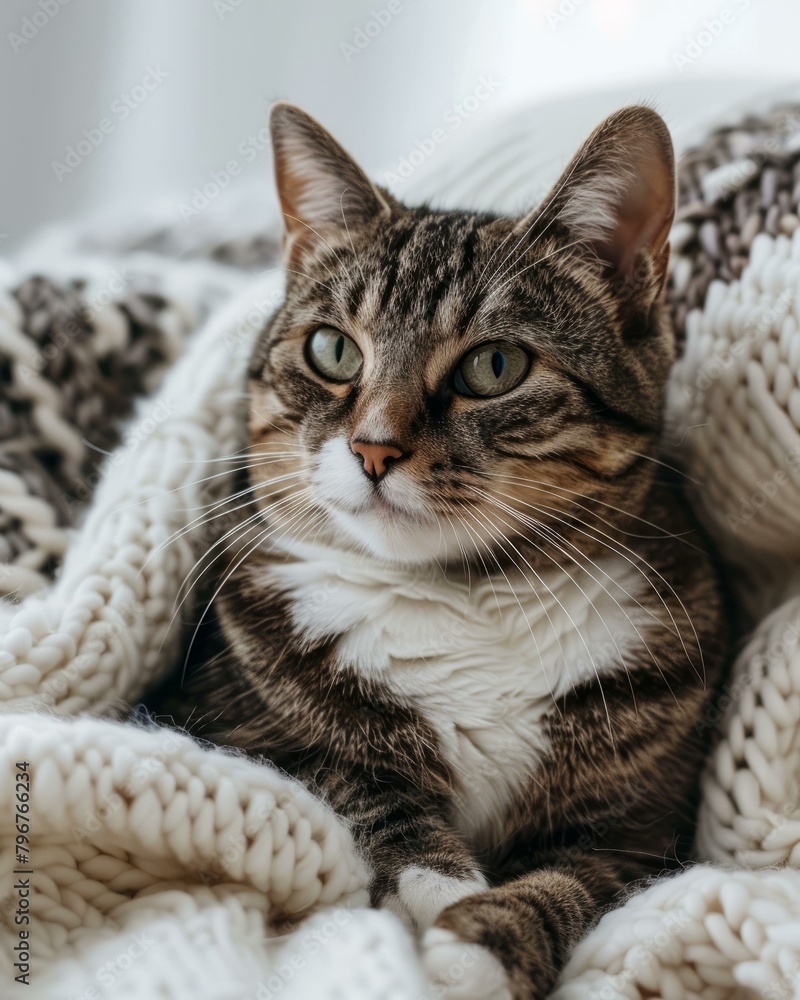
[[3, 98, 800, 999]]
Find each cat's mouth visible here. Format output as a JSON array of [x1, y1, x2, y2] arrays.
[[306, 436, 466, 563], [326, 492, 410, 517], [320, 494, 448, 564]]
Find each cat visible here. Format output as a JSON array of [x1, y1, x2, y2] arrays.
[[174, 103, 730, 999]]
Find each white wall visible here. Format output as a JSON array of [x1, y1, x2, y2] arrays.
[[1, 0, 798, 249]]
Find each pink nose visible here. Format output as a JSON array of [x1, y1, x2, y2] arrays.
[[350, 440, 406, 480]]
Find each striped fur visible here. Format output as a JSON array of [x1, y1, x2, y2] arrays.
[[159, 105, 731, 999]]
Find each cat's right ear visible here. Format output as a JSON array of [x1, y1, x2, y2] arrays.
[[515, 106, 675, 297], [269, 103, 391, 265]]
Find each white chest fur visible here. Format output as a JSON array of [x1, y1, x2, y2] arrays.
[[267, 540, 651, 846]]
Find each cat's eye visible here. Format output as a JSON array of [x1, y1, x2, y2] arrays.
[[454, 341, 530, 398], [306, 327, 363, 382]]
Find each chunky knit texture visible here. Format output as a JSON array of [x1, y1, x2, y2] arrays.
[[1, 102, 800, 998], [0, 274, 190, 599], [665, 104, 800, 343], [668, 230, 800, 594]]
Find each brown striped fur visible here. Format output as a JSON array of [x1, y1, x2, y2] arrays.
[[155, 104, 731, 998]]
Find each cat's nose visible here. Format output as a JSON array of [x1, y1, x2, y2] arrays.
[[350, 439, 407, 481]]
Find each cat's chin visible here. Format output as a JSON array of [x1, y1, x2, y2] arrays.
[[323, 501, 475, 567]]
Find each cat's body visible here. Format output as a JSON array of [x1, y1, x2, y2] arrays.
[[170, 105, 730, 998], [231, 508, 699, 849], [269, 537, 652, 848]]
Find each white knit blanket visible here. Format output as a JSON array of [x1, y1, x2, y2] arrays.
[[2, 107, 800, 1000]]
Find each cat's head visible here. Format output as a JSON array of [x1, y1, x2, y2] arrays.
[[247, 103, 675, 565]]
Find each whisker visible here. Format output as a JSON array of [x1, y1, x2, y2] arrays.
[[248, 407, 305, 442], [478, 493, 664, 704], [178, 446, 304, 465], [483, 238, 588, 305], [626, 450, 703, 487], [164, 487, 314, 645], [112, 452, 305, 516], [340, 190, 368, 288], [136, 469, 307, 578], [471, 508, 572, 717], [498, 485, 704, 683], [477, 138, 593, 297], [475, 486, 674, 634], [280, 213, 343, 279], [179, 491, 319, 679], [467, 504, 615, 732], [455, 465, 700, 544], [171, 481, 310, 608], [280, 265, 339, 296], [441, 510, 471, 595], [80, 438, 115, 457], [450, 510, 506, 624]]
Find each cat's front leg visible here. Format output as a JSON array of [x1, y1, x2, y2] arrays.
[[321, 768, 487, 933], [422, 856, 631, 1000], [371, 813, 488, 933]]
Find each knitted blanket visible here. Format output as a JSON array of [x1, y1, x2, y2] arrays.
[[2, 100, 800, 1000]]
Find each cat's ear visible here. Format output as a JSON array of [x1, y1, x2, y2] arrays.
[[269, 102, 391, 262], [519, 106, 675, 290]]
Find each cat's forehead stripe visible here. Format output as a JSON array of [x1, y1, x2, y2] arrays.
[[361, 213, 493, 336]]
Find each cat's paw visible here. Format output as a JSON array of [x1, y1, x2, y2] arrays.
[[422, 927, 512, 1000], [380, 866, 487, 933]]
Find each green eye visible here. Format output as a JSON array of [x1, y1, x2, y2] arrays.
[[306, 327, 363, 382], [454, 341, 530, 397]]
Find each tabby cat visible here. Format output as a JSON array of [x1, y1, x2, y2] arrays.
[[180, 103, 729, 999]]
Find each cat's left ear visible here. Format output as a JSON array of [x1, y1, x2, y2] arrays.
[[269, 103, 392, 263], [518, 106, 675, 292]]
